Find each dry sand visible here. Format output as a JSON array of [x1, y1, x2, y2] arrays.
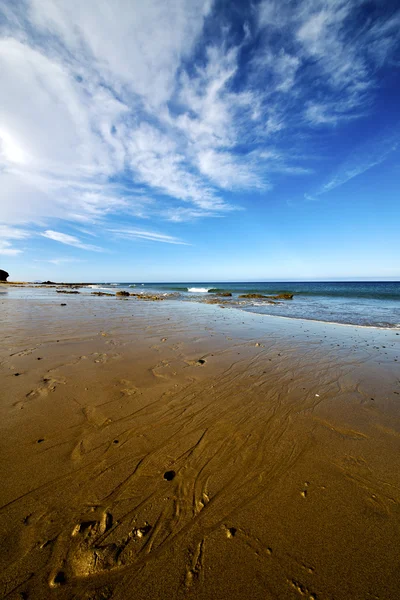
[[0, 294, 400, 599]]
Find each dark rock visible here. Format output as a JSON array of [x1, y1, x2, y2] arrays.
[[42, 280, 56, 284], [0, 269, 9, 281], [203, 298, 231, 304], [130, 293, 166, 301], [91, 291, 114, 296], [212, 291, 232, 297], [270, 293, 293, 300], [238, 292, 293, 301], [56, 290, 80, 294], [239, 293, 268, 299], [116, 290, 130, 296]]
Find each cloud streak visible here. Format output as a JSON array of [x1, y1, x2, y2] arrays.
[[305, 124, 400, 199], [110, 228, 190, 245], [0, 224, 30, 255], [40, 230, 103, 251]]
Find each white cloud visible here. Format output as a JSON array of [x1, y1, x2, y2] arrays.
[[303, 102, 361, 126], [125, 122, 222, 210], [0, 0, 241, 234], [47, 258, 84, 265], [41, 230, 103, 251], [162, 207, 225, 222], [0, 241, 23, 255], [110, 228, 189, 245], [253, 48, 300, 94], [0, 225, 30, 255], [256, 0, 400, 127], [197, 149, 267, 190], [0, 225, 30, 240], [28, 0, 212, 108]]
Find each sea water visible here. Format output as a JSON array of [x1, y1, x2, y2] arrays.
[[96, 281, 400, 329]]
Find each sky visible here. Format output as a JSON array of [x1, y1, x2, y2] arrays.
[[0, 0, 399, 282]]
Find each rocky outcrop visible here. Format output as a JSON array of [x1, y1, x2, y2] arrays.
[[239, 292, 293, 300], [239, 293, 267, 299], [212, 292, 232, 297], [203, 298, 232, 305], [116, 291, 130, 297], [42, 280, 56, 284], [130, 293, 165, 301], [271, 293, 293, 300], [0, 269, 9, 282]]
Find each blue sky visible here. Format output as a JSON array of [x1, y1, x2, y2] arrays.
[[0, 0, 399, 282]]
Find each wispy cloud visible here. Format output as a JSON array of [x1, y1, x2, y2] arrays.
[[0, 224, 30, 255], [305, 125, 400, 198], [0, 241, 23, 255], [110, 228, 190, 245], [40, 230, 103, 251], [161, 207, 227, 223], [0, 225, 30, 239], [34, 257, 85, 265]]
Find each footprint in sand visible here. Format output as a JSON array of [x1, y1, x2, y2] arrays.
[[117, 379, 140, 397], [23, 374, 66, 402], [185, 539, 205, 590], [82, 406, 111, 428], [10, 347, 37, 357], [49, 509, 152, 587]]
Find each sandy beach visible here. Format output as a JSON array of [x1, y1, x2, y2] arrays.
[[1, 292, 400, 600]]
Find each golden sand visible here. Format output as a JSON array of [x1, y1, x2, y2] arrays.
[[0, 295, 399, 599]]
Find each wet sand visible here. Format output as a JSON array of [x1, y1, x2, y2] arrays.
[[0, 293, 400, 599]]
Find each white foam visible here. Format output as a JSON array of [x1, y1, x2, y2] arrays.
[[88, 285, 111, 291], [188, 287, 210, 293]]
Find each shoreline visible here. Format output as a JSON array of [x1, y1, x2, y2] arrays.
[[243, 308, 400, 331], [1, 282, 400, 331]]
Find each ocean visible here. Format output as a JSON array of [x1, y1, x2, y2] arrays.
[[85, 281, 400, 329]]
